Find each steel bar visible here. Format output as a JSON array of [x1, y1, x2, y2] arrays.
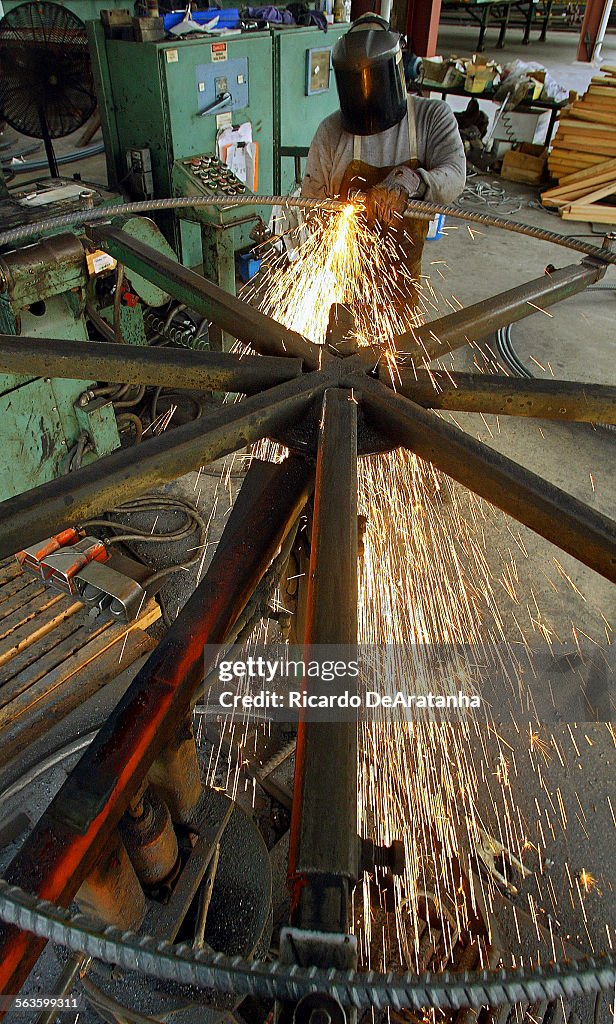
[[379, 369, 616, 423], [0, 335, 303, 395], [0, 370, 326, 562], [0, 456, 314, 998], [87, 226, 324, 369], [392, 262, 605, 360], [289, 388, 359, 935], [362, 377, 616, 584]]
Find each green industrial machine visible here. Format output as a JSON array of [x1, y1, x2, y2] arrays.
[[0, 232, 121, 497], [88, 20, 275, 270], [0, 211, 177, 500], [89, 18, 348, 271], [272, 24, 348, 195]]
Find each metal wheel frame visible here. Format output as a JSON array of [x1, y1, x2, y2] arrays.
[[0, 216, 615, 1006]]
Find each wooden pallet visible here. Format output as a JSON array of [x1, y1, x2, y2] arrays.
[[0, 558, 159, 770]]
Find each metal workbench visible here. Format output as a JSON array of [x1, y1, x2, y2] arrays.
[[439, 0, 553, 50]]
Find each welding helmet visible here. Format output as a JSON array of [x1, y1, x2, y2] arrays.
[[332, 13, 407, 136]]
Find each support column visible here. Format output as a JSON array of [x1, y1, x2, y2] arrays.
[[289, 388, 359, 935]]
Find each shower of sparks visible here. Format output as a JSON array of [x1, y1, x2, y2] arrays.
[[199, 205, 612, 985]]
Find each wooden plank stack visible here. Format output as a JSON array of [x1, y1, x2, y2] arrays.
[[548, 66, 616, 187], [543, 67, 616, 223], [0, 557, 159, 769], [541, 157, 616, 223]]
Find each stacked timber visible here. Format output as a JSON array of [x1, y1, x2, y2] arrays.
[[0, 557, 159, 770], [548, 66, 616, 185], [541, 157, 616, 224]]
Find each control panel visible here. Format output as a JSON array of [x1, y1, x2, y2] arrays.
[[176, 154, 250, 196], [196, 58, 249, 117]]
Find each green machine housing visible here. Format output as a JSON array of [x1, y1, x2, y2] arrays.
[[88, 19, 348, 270], [0, 233, 121, 499], [0, 209, 177, 501], [88, 21, 275, 271], [272, 24, 348, 195]]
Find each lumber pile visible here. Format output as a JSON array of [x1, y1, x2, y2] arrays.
[[548, 66, 616, 191], [541, 157, 616, 223], [543, 68, 616, 222], [0, 557, 159, 769]]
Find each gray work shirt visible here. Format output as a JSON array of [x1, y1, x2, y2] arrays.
[[302, 97, 466, 204]]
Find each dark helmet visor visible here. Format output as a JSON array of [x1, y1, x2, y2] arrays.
[[333, 19, 407, 136]]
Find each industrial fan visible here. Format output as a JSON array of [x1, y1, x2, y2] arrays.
[[0, 1, 97, 177]]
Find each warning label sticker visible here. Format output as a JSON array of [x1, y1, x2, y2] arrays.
[[211, 42, 227, 62]]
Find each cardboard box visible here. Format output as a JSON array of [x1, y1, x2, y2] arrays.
[[500, 143, 548, 184], [421, 58, 465, 88], [465, 62, 495, 94], [493, 109, 551, 144]]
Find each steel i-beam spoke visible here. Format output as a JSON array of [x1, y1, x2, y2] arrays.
[[0, 370, 327, 561], [289, 387, 359, 934], [392, 262, 604, 361], [88, 225, 324, 369], [362, 377, 616, 584], [0, 335, 303, 394], [0, 456, 315, 997], [379, 369, 616, 424]]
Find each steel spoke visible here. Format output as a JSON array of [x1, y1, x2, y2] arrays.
[[378, 369, 616, 424], [361, 377, 616, 584], [0, 335, 303, 395], [290, 388, 359, 935], [392, 262, 604, 361], [88, 225, 324, 369], [0, 370, 328, 561]]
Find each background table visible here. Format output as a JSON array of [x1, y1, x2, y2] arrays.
[[422, 81, 566, 147], [439, 0, 554, 51]]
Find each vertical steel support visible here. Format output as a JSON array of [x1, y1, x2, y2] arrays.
[[404, 0, 442, 56], [289, 388, 359, 934]]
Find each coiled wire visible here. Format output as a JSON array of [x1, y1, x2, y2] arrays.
[[0, 880, 614, 1011]]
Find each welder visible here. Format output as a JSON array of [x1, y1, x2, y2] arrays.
[[301, 13, 466, 303]]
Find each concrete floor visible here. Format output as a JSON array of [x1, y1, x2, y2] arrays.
[[1, 24, 615, 1022]]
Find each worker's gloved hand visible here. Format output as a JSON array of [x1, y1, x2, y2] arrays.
[[365, 186, 409, 233]]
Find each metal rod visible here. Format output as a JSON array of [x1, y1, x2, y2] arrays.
[[289, 388, 359, 934], [379, 369, 616, 424], [0, 456, 315, 996], [362, 377, 616, 584], [393, 263, 605, 360], [0, 370, 326, 561], [87, 226, 324, 370], [0, 334, 303, 395]]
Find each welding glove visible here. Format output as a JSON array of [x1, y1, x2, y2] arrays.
[[365, 167, 424, 233], [365, 186, 408, 234]]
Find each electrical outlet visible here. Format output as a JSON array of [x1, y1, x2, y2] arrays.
[[126, 147, 154, 199]]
